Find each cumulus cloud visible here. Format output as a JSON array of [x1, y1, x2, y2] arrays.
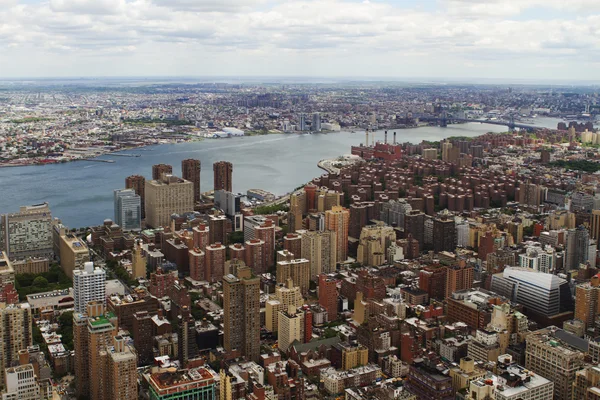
[[0, 0, 597, 79]]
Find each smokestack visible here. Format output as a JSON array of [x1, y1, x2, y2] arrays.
[[385, 130, 388, 144], [394, 131, 397, 144], [365, 130, 369, 147]]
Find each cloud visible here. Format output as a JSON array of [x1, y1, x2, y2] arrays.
[[150, 0, 265, 12], [49, 0, 126, 15], [0, 0, 597, 80]]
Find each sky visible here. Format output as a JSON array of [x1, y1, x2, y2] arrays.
[[0, 0, 599, 81]]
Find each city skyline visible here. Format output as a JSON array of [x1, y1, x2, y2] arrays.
[[0, 0, 598, 81]]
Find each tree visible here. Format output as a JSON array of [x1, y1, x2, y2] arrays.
[[33, 276, 49, 288], [229, 231, 245, 244]]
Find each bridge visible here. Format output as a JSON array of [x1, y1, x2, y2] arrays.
[[419, 115, 540, 131]]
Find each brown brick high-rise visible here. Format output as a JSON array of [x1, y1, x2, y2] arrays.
[[125, 175, 146, 219], [182, 159, 201, 203], [319, 274, 338, 322], [213, 161, 233, 192], [223, 266, 260, 362], [152, 163, 172, 180]]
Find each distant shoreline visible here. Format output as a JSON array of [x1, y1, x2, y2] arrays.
[[0, 137, 204, 168]]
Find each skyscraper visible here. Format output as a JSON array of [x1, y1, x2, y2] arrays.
[[325, 206, 349, 263], [278, 306, 304, 352], [178, 306, 199, 367], [73, 301, 119, 399], [223, 266, 260, 362], [288, 193, 305, 232], [574, 274, 600, 335], [101, 335, 138, 400], [145, 175, 194, 228], [152, 164, 172, 180], [205, 243, 226, 282], [318, 274, 338, 321], [433, 216, 455, 253], [113, 189, 141, 231], [300, 230, 336, 277], [125, 175, 146, 219], [312, 112, 321, 132], [213, 161, 233, 192], [565, 226, 591, 270], [181, 159, 201, 203], [404, 210, 425, 248], [299, 113, 307, 131], [73, 262, 106, 314], [0, 303, 32, 386], [0, 203, 53, 261]]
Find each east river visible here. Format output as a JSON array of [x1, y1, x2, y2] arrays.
[[0, 119, 561, 228]]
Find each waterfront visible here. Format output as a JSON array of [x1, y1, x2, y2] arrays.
[[0, 121, 553, 228]]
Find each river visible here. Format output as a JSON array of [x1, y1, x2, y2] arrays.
[[0, 119, 560, 228]]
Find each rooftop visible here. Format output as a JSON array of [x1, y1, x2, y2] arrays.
[[150, 367, 215, 391]]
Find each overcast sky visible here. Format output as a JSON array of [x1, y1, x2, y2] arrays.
[[0, 0, 598, 81]]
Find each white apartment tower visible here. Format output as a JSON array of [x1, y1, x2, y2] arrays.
[[73, 262, 106, 314]]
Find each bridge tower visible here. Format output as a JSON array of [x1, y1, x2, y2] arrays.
[[440, 111, 448, 127], [508, 116, 515, 131]]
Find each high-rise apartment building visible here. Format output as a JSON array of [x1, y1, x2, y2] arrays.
[[152, 164, 172, 180], [245, 239, 267, 274], [178, 307, 199, 367], [288, 193, 304, 232], [574, 274, 600, 335], [445, 264, 474, 298], [283, 233, 302, 258], [55, 225, 90, 278], [223, 266, 260, 362], [0, 303, 32, 386], [278, 306, 304, 352], [300, 230, 336, 277], [131, 240, 147, 279], [433, 216, 455, 253], [125, 175, 146, 219], [0, 251, 16, 304], [312, 112, 321, 132], [0, 203, 53, 261], [132, 311, 153, 366], [181, 159, 201, 203], [525, 327, 586, 400], [113, 189, 141, 231], [145, 175, 194, 228], [325, 206, 349, 263], [73, 262, 106, 314], [404, 210, 425, 248], [318, 274, 338, 321], [101, 335, 138, 400], [265, 279, 304, 332], [244, 216, 276, 269], [276, 257, 311, 296], [189, 247, 205, 281], [209, 214, 230, 245], [356, 225, 396, 267], [565, 226, 591, 270], [73, 302, 119, 399], [205, 243, 226, 283], [213, 161, 233, 192], [192, 224, 209, 250]]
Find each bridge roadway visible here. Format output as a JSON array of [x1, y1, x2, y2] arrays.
[[417, 117, 540, 130]]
